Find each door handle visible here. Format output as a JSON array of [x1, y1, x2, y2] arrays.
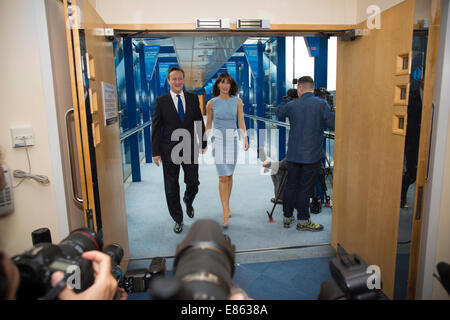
[[65, 108, 83, 206]]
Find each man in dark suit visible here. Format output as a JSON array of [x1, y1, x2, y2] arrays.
[[275, 76, 335, 232], [151, 67, 207, 233]]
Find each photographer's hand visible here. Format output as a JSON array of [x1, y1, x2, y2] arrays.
[[51, 251, 118, 300]]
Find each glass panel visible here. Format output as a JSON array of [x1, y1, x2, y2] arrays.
[[394, 27, 429, 300], [121, 140, 132, 182], [138, 131, 145, 162]]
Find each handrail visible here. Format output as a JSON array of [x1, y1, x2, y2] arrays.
[[244, 114, 290, 128], [118, 116, 334, 142], [244, 114, 335, 139], [120, 120, 152, 142]]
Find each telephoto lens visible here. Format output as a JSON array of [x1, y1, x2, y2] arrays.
[[173, 219, 236, 300], [58, 228, 103, 258]]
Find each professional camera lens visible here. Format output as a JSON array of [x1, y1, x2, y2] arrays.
[[173, 219, 235, 300], [58, 228, 103, 259]]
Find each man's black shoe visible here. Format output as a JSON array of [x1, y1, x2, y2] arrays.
[[183, 198, 194, 219], [174, 222, 183, 234]]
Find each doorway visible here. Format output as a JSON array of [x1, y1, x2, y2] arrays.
[[113, 34, 337, 268]]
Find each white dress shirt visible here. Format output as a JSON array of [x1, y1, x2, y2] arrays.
[[170, 90, 186, 113]]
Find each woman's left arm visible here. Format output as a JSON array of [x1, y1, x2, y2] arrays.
[[237, 98, 248, 151]]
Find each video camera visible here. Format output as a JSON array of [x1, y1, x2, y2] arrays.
[[314, 87, 335, 111], [12, 228, 123, 300], [284, 88, 299, 100], [124, 220, 236, 300]]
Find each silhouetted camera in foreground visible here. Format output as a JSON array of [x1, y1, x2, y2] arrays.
[[136, 219, 236, 300], [319, 253, 388, 300]]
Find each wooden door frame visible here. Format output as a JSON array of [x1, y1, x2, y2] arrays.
[[62, 0, 131, 271], [63, 0, 97, 230], [407, 0, 442, 300]]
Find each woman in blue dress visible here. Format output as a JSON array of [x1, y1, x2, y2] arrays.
[[205, 73, 248, 228]]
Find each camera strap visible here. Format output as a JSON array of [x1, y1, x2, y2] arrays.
[[39, 274, 70, 300]]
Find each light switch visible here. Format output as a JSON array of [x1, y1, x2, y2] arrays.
[[11, 126, 35, 148]]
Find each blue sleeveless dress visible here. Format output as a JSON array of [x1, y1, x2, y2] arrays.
[[211, 96, 239, 177]]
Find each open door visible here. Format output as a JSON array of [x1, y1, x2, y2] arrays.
[[63, 0, 130, 265], [332, 0, 415, 298]]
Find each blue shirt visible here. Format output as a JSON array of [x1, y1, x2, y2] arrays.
[[275, 92, 335, 164]]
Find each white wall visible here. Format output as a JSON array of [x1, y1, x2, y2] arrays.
[[0, 0, 68, 256], [356, 0, 405, 24], [420, 0, 450, 300], [92, 0, 358, 25]]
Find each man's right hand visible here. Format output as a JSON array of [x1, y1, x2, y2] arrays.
[[153, 156, 162, 167], [50, 251, 118, 300]]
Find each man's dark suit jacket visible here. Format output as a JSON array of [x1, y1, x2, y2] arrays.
[[151, 91, 207, 163]]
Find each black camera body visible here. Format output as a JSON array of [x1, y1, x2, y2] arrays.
[[120, 257, 166, 294], [285, 88, 299, 100], [318, 253, 387, 300], [12, 228, 123, 300], [12, 243, 95, 299]]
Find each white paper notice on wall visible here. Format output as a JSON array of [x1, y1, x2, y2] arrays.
[[101, 82, 118, 126]]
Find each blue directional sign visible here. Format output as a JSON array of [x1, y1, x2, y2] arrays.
[[144, 45, 160, 80], [243, 44, 259, 79], [226, 62, 237, 80], [305, 37, 320, 57], [159, 63, 171, 87]]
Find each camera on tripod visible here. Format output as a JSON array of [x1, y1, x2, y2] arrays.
[[12, 228, 123, 300]]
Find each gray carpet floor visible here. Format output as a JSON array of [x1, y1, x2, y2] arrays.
[[124, 144, 333, 269]]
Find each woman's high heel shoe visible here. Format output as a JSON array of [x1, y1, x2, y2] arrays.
[[222, 214, 230, 228]]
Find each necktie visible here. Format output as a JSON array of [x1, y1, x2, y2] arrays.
[[177, 94, 184, 123]]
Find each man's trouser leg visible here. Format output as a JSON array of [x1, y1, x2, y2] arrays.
[[297, 161, 321, 221], [162, 161, 183, 223], [181, 162, 199, 207]]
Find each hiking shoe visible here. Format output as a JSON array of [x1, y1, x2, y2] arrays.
[[283, 216, 295, 228], [296, 220, 324, 232]]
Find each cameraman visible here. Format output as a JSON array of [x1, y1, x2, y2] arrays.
[[0, 149, 121, 300], [275, 76, 335, 232]]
